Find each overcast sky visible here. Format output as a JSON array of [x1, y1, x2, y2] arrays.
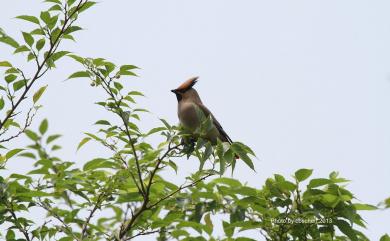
[[1, 0, 390, 240]]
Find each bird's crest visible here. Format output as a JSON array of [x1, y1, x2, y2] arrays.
[[175, 76, 199, 92]]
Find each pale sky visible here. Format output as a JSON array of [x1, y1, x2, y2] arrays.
[[1, 0, 390, 240]]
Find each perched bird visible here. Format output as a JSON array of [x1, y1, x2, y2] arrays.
[[171, 77, 233, 145]]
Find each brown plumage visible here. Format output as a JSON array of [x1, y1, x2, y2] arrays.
[[171, 77, 233, 144]]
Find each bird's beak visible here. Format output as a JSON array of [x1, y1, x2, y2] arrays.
[[171, 89, 177, 94]]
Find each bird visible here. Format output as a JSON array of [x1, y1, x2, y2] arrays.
[[171, 77, 233, 145]]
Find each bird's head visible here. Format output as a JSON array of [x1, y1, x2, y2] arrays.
[[171, 76, 199, 102]]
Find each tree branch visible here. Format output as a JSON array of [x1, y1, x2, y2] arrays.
[[0, 0, 87, 139], [117, 142, 181, 239]]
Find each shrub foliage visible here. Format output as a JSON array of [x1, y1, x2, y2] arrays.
[[0, 1, 382, 240]]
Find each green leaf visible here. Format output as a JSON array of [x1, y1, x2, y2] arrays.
[[199, 142, 212, 170], [120, 64, 138, 71], [27, 52, 35, 62], [63, 34, 75, 41], [216, 141, 225, 175], [278, 180, 296, 191], [19, 152, 35, 159], [13, 80, 26, 91], [51, 50, 70, 61], [236, 238, 257, 241], [25, 130, 39, 141], [17, 190, 51, 197], [31, 28, 45, 35], [212, 177, 241, 187], [64, 26, 82, 34], [204, 213, 213, 235], [160, 119, 171, 130], [104, 62, 115, 75], [40, 11, 51, 24], [77, 137, 91, 151], [67, 0, 77, 5], [14, 45, 30, 54], [230, 207, 246, 224], [67, 71, 90, 79], [58, 237, 73, 241], [83, 158, 114, 171], [47, 134, 61, 144], [5, 67, 18, 74], [0, 97, 4, 110], [22, 32, 34, 46], [353, 203, 377, 210], [9, 174, 32, 180], [224, 149, 234, 165], [94, 120, 111, 125], [114, 81, 123, 91], [128, 91, 144, 96], [39, 119, 49, 135], [33, 85, 47, 103], [45, 0, 62, 4], [308, 178, 331, 188], [52, 145, 61, 151], [222, 221, 234, 237], [321, 194, 339, 207], [47, 14, 58, 30], [16, 15, 40, 25], [48, 4, 62, 12], [0, 61, 12, 67], [176, 221, 205, 234], [146, 127, 166, 136], [6, 230, 15, 240], [335, 219, 358, 241], [0, 36, 19, 48], [168, 160, 178, 173], [5, 148, 24, 160], [67, 54, 84, 64], [295, 168, 313, 182], [230, 143, 255, 170], [78, 1, 97, 13], [380, 234, 390, 241], [385, 197, 390, 208], [5, 74, 17, 83], [236, 186, 258, 196], [118, 70, 137, 76], [234, 141, 256, 156], [35, 38, 45, 51]]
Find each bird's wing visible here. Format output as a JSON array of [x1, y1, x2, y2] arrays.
[[197, 103, 233, 144]]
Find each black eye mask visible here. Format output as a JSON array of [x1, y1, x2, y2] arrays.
[[175, 92, 183, 101]]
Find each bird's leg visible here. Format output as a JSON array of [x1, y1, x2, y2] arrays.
[[180, 136, 197, 159]]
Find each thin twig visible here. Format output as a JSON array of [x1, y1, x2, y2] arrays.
[[147, 172, 213, 210], [0, 107, 37, 143], [81, 192, 105, 239], [36, 199, 81, 241], [124, 229, 160, 240], [6, 201, 31, 241]]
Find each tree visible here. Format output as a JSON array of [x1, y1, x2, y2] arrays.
[[0, 1, 380, 240]]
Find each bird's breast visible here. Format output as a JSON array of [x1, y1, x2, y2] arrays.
[[178, 102, 201, 130]]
